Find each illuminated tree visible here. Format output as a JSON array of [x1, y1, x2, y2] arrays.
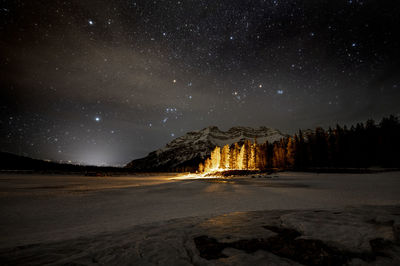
[[237, 141, 247, 170], [220, 144, 230, 169], [210, 146, 221, 170], [205, 158, 213, 172], [238, 144, 245, 170], [198, 115, 400, 172], [272, 140, 286, 168], [229, 143, 240, 169], [256, 143, 268, 170], [198, 162, 204, 173], [286, 137, 295, 168], [249, 142, 257, 169]]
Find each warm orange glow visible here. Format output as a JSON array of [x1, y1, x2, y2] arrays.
[[200, 140, 262, 173]]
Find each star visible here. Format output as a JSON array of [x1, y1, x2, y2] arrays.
[[1, 0, 398, 167]]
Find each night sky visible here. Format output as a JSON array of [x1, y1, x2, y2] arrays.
[[1, 0, 399, 166]]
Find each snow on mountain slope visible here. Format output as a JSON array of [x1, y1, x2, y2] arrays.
[[126, 126, 287, 171]]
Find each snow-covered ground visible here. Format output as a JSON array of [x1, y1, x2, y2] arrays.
[[0, 172, 400, 265]]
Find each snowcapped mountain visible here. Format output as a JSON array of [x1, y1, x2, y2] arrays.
[[126, 126, 287, 171]]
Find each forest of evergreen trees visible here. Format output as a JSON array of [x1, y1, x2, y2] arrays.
[[199, 115, 400, 173]]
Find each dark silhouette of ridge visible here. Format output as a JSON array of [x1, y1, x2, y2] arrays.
[[0, 152, 128, 174]]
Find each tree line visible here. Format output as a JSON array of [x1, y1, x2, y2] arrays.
[[198, 115, 400, 172]]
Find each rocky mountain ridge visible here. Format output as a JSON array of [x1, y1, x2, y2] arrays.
[[126, 126, 287, 171]]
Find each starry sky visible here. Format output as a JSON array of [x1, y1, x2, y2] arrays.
[[1, 0, 400, 166]]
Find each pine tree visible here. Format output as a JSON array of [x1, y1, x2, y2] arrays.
[[256, 143, 268, 170], [243, 140, 253, 169], [220, 144, 230, 169], [238, 143, 246, 170], [272, 143, 280, 168], [248, 142, 257, 169], [272, 140, 286, 168], [198, 162, 204, 173], [210, 146, 221, 169], [365, 119, 378, 166], [312, 127, 328, 167], [335, 124, 345, 166], [229, 143, 240, 169], [286, 137, 295, 168], [327, 127, 337, 167], [297, 130, 310, 168], [204, 158, 211, 172], [198, 115, 400, 172]]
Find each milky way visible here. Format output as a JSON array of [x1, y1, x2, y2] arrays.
[[1, 0, 399, 165]]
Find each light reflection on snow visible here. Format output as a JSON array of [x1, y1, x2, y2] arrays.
[[169, 173, 221, 180]]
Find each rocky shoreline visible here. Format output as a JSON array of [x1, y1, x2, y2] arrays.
[[1, 205, 399, 266]]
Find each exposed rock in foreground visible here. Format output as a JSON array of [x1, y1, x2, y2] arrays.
[[126, 126, 287, 171], [2, 205, 399, 265]]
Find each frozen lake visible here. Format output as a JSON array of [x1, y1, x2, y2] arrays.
[[1, 171, 400, 249]]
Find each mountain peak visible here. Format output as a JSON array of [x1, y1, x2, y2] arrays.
[[228, 126, 252, 131], [200, 126, 220, 133], [126, 126, 287, 171]]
